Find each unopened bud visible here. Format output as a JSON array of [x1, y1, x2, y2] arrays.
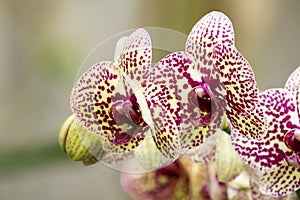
[[216, 132, 243, 182], [59, 115, 104, 166]]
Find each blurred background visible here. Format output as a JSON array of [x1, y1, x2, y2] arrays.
[[0, 0, 299, 199]]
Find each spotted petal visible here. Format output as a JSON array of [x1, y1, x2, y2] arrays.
[[99, 130, 169, 172], [227, 105, 267, 140], [249, 169, 289, 200], [119, 28, 152, 86], [213, 44, 259, 116], [100, 150, 134, 165], [231, 89, 299, 171], [183, 129, 221, 162], [144, 83, 180, 161], [213, 44, 266, 139], [70, 62, 147, 153], [285, 66, 300, 120], [186, 11, 234, 100], [186, 11, 235, 64], [259, 166, 300, 197]]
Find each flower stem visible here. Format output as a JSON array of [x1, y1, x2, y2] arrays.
[[296, 188, 300, 199], [221, 115, 231, 135]]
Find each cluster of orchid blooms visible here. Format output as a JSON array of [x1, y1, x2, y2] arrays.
[[60, 11, 300, 199]]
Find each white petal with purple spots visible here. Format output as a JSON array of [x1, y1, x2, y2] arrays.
[[232, 89, 299, 171]]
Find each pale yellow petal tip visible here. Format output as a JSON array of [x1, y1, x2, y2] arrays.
[[229, 170, 250, 191], [114, 36, 128, 60]]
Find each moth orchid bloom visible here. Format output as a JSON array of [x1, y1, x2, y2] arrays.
[[186, 11, 265, 140], [70, 29, 169, 166], [143, 12, 231, 162], [144, 51, 224, 162], [231, 66, 300, 196], [143, 11, 262, 162]]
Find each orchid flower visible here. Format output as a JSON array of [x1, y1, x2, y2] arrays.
[[186, 11, 266, 140], [143, 12, 229, 162], [231, 66, 300, 196], [142, 11, 263, 163], [70, 28, 180, 171], [71, 28, 151, 146]]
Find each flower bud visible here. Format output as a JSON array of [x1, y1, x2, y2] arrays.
[[59, 115, 104, 166], [216, 132, 243, 182]]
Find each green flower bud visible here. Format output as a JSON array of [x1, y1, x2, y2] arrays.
[[216, 132, 244, 182], [59, 115, 104, 166]]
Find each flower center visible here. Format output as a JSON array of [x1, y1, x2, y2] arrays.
[[188, 82, 216, 126], [110, 94, 147, 144], [284, 128, 300, 167], [284, 153, 300, 168], [284, 129, 300, 153]]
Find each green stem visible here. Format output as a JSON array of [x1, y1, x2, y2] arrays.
[[221, 115, 231, 135], [296, 188, 300, 199]]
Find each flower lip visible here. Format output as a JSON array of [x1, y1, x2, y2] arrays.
[[109, 94, 147, 144], [194, 84, 210, 98], [284, 128, 300, 154], [284, 153, 300, 168], [187, 82, 220, 127]]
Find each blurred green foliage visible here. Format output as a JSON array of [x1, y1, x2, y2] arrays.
[[35, 40, 83, 82], [0, 142, 67, 176]]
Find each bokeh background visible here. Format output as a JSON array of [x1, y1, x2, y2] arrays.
[[0, 0, 299, 199]]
